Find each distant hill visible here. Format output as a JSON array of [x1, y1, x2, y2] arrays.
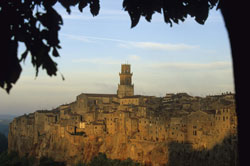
[[0, 114, 18, 120], [0, 114, 18, 137]]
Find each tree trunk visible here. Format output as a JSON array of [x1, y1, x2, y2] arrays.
[[219, 0, 248, 165]]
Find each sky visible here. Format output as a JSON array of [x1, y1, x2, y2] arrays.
[[0, 1, 234, 115]]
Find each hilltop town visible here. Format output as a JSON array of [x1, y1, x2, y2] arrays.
[[8, 64, 237, 166]]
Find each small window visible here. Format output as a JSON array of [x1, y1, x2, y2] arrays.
[[193, 130, 197, 136]]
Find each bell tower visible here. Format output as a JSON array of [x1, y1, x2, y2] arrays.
[[117, 64, 134, 98]]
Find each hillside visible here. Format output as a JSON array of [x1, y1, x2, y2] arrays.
[[0, 114, 17, 137]]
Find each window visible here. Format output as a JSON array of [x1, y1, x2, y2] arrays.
[[193, 130, 197, 136]]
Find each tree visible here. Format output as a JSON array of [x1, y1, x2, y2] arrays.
[[0, 0, 99, 93], [0, 0, 246, 165]]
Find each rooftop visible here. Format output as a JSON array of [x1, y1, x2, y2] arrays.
[[81, 93, 117, 97]]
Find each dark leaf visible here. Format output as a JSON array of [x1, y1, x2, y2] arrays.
[[43, 56, 58, 76], [43, 0, 57, 8], [52, 47, 60, 57], [79, 0, 88, 12], [58, 0, 72, 14], [69, 0, 80, 6], [20, 49, 29, 62], [90, 0, 100, 16], [6, 84, 12, 94], [131, 14, 141, 28], [56, 45, 62, 49], [61, 73, 65, 81]]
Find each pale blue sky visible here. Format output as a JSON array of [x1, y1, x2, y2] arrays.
[[0, 1, 234, 115]]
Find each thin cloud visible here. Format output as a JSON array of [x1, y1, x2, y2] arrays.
[[62, 33, 127, 43], [72, 54, 140, 65], [61, 34, 94, 43], [128, 55, 140, 61], [149, 61, 232, 71], [128, 42, 199, 50], [62, 33, 198, 51], [72, 58, 120, 65]]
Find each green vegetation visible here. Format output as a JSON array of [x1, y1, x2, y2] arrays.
[[39, 156, 65, 166], [0, 152, 66, 166], [75, 153, 140, 166], [0, 151, 139, 166], [0, 151, 35, 166]]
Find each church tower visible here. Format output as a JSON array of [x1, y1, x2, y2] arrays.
[[117, 64, 134, 98]]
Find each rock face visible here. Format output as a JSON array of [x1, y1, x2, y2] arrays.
[[8, 92, 237, 166]]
